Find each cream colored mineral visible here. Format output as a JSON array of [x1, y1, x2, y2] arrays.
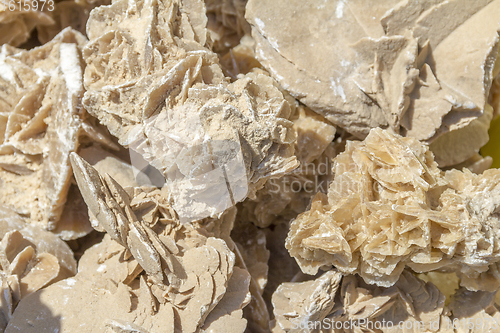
[[0, 27, 109, 237], [270, 270, 500, 333], [238, 106, 337, 228], [287, 128, 500, 291], [6, 276, 151, 333], [82, 0, 298, 222], [231, 219, 271, 332], [263, 221, 302, 320], [78, 234, 143, 285], [246, 0, 500, 166], [79, 145, 152, 188], [0, 205, 76, 331], [418, 272, 460, 305], [0, 0, 111, 47], [219, 35, 262, 80], [70, 153, 253, 332], [232, 220, 269, 293]]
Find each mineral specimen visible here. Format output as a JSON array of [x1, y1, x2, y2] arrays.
[[0, 28, 86, 230], [82, 0, 298, 222], [0, 205, 76, 331], [272, 269, 500, 333], [238, 106, 337, 228], [69, 152, 254, 332], [246, 0, 500, 166], [287, 128, 500, 291]]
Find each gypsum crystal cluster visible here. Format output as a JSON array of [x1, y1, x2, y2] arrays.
[[0, 0, 499, 332], [63, 153, 254, 333], [82, 0, 298, 222], [287, 128, 500, 291], [246, 0, 500, 167], [0, 27, 118, 238], [272, 269, 500, 333], [0, 205, 76, 331]]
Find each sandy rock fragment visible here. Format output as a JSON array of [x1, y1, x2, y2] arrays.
[[481, 115, 500, 169], [286, 128, 500, 291], [337, 270, 447, 333], [292, 107, 337, 166], [0, 28, 105, 236], [70, 153, 252, 332], [448, 289, 500, 333], [272, 270, 342, 333], [238, 106, 337, 228], [445, 153, 493, 176], [5, 271, 231, 333], [0, 205, 76, 331], [51, 184, 94, 241], [246, 0, 413, 136], [232, 105, 339, 330], [82, 0, 298, 222], [78, 234, 143, 285], [271, 270, 452, 333], [246, 0, 500, 166]]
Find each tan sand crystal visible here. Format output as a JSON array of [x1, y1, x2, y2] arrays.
[[287, 128, 500, 291], [0, 28, 85, 230], [69, 152, 253, 332], [272, 270, 342, 332], [246, 0, 500, 166], [0, 28, 115, 237], [238, 106, 337, 228], [0, 205, 76, 331], [272, 269, 500, 333], [82, 0, 298, 222]]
